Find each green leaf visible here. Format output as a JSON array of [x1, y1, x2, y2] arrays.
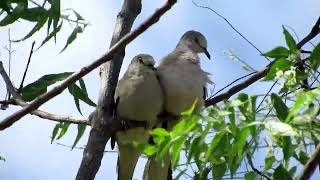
[[264, 155, 275, 171], [79, 78, 88, 95], [21, 72, 73, 101], [57, 122, 70, 139], [133, 142, 157, 156], [13, 14, 49, 42], [283, 26, 297, 52], [49, 0, 61, 29], [68, 85, 82, 115], [281, 136, 296, 163], [205, 130, 226, 162], [20, 7, 48, 22], [51, 122, 61, 143], [273, 164, 293, 180], [264, 58, 294, 81], [150, 128, 170, 144], [156, 138, 171, 164], [0, 1, 12, 13], [38, 21, 63, 48], [68, 83, 96, 115], [212, 162, 227, 180], [244, 171, 255, 180], [310, 43, 320, 71], [60, 26, 83, 53], [294, 151, 309, 165], [299, 151, 309, 165], [181, 99, 198, 116], [171, 137, 186, 168], [0, 3, 25, 26], [262, 46, 290, 58], [187, 136, 201, 163], [51, 122, 71, 143], [287, 88, 320, 122], [71, 124, 87, 150], [171, 115, 199, 138], [271, 93, 289, 121], [232, 128, 249, 158], [288, 166, 297, 177]]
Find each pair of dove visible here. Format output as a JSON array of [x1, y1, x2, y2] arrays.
[[115, 30, 212, 180]]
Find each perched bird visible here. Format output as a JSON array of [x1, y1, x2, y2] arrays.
[[143, 30, 212, 180], [115, 54, 164, 180]]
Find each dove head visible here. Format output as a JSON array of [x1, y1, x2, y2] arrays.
[[127, 54, 156, 74], [177, 30, 210, 59]]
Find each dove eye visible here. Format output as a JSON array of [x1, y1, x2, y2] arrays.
[[194, 37, 199, 44], [137, 57, 144, 64]]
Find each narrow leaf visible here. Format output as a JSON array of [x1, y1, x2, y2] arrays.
[[20, 7, 48, 22], [205, 130, 226, 161], [57, 122, 70, 139], [273, 164, 293, 180], [271, 93, 289, 121], [181, 99, 198, 116], [13, 15, 49, 42], [212, 162, 227, 180], [310, 43, 320, 71], [262, 46, 290, 58], [60, 26, 83, 53], [51, 123, 62, 143], [0, 4, 25, 26], [283, 26, 297, 52], [244, 171, 255, 180], [71, 124, 87, 150], [21, 72, 73, 101], [38, 21, 62, 48], [171, 137, 186, 168], [133, 142, 157, 156]]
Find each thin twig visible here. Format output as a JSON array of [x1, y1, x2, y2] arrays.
[[19, 41, 35, 90], [5, 29, 14, 100], [208, 71, 257, 99], [192, 1, 270, 62], [205, 67, 270, 107], [256, 80, 278, 111], [55, 142, 118, 153], [0, 0, 177, 131], [246, 153, 272, 180]]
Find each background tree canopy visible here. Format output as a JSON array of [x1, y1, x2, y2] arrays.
[[0, 0, 319, 179]]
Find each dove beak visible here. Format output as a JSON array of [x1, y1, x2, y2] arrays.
[[203, 48, 211, 59]]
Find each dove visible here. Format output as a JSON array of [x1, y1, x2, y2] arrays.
[[143, 30, 211, 180], [115, 54, 164, 180]]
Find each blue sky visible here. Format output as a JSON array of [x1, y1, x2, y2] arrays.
[[0, 0, 320, 179]]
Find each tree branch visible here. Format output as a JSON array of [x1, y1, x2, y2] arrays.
[[298, 144, 320, 180], [205, 67, 269, 106], [0, 61, 89, 125], [297, 17, 320, 49], [0, 0, 177, 131]]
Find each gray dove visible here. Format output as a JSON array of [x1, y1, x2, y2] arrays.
[[115, 54, 164, 180], [143, 30, 211, 180]]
